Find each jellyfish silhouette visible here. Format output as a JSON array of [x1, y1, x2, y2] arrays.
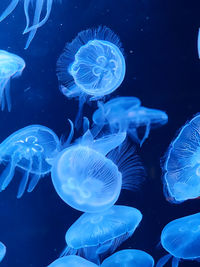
[[61, 205, 142, 265], [0, 50, 25, 111], [157, 212, 200, 267], [162, 114, 200, 203], [101, 249, 154, 267], [0, 1, 60, 49], [56, 26, 126, 126], [93, 97, 168, 146], [51, 119, 145, 213], [0, 125, 60, 198], [0, 242, 6, 262], [48, 255, 98, 267]]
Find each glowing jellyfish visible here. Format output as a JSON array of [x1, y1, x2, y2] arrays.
[[51, 120, 145, 213], [157, 213, 200, 267], [162, 114, 200, 203], [0, 242, 6, 262], [93, 97, 168, 146], [0, 1, 60, 49], [61, 205, 142, 264], [48, 255, 98, 267], [101, 249, 154, 267], [0, 125, 60, 198], [56, 26, 126, 126], [0, 50, 25, 111]]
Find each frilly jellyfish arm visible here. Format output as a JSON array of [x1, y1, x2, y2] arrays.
[[156, 254, 172, 267], [4, 79, 11, 112], [24, 0, 44, 49], [0, 0, 19, 22], [17, 156, 32, 198], [27, 154, 42, 193], [23, 0, 53, 34], [140, 121, 151, 146], [172, 257, 180, 267]]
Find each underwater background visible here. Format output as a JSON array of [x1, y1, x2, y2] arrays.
[[0, 0, 199, 266]]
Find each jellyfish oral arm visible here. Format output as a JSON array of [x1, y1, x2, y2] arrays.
[[0, 0, 19, 23], [156, 254, 172, 267]]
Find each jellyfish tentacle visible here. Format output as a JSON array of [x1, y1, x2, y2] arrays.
[[0, 0, 19, 23], [17, 156, 32, 198], [23, 0, 31, 33], [172, 257, 180, 267], [23, 0, 53, 34], [156, 254, 172, 267], [0, 151, 19, 191], [140, 121, 151, 146], [24, 0, 44, 49], [4, 79, 11, 112], [66, 119, 74, 145], [27, 153, 42, 192], [75, 96, 85, 129], [0, 79, 9, 111]]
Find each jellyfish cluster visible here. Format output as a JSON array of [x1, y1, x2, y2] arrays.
[[0, 1, 199, 267]]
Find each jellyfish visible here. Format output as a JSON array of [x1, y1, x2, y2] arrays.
[[101, 249, 154, 267], [51, 119, 145, 213], [157, 212, 200, 267], [0, 125, 60, 198], [162, 114, 200, 203], [0, 1, 60, 49], [48, 255, 98, 267], [93, 97, 168, 146], [0, 242, 6, 262], [56, 26, 126, 126], [0, 50, 25, 111], [61, 205, 142, 264]]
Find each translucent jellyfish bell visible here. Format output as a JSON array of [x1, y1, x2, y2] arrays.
[[0, 125, 60, 198], [62, 205, 142, 265], [157, 212, 200, 267], [162, 114, 200, 203], [48, 255, 98, 267], [56, 26, 126, 126], [101, 249, 154, 267], [51, 121, 145, 213], [93, 97, 168, 146], [0, 241, 6, 262], [0, 50, 25, 111], [0, 0, 60, 49]]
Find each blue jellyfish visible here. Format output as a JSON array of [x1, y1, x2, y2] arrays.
[[48, 255, 98, 267], [0, 1, 60, 49], [0, 125, 60, 198], [101, 249, 154, 267], [0, 242, 6, 262], [162, 114, 200, 203], [51, 119, 145, 213], [93, 97, 168, 146], [157, 212, 200, 267], [0, 50, 25, 111], [61, 205, 142, 264], [56, 26, 126, 126]]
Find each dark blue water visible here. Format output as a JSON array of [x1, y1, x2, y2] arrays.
[[0, 0, 199, 266]]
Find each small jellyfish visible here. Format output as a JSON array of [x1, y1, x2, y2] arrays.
[[0, 50, 25, 111], [51, 120, 145, 213], [0, 0, 60, 49], [61, 205, 142, 264], [48, 255, 98, 267], [56, 26, 126, 126], [162, 114, 200, 203], [93, 97, 168, 146], [0, 241, 6, 262], [157, 212, 200, 267], [101, 249, 154, 267], [0, 125, 60, 198]]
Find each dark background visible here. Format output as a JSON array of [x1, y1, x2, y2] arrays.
[[0, 0, 199, 266]]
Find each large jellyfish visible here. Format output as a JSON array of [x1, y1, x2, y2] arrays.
[[162, 114, 200, 203], [56, 26, 126, 126], [0, 125, 60, 198], [157, 212, 200, 267], [51, 120, 145, 213], [0, 50, 25, 111], [93, 96, 168, 146], [0, 0, 60, 49], [0, 242, 6, 262], [61, 205, 142, 264], [101, 249, 154, 267], [48, 255, 98, 267]]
